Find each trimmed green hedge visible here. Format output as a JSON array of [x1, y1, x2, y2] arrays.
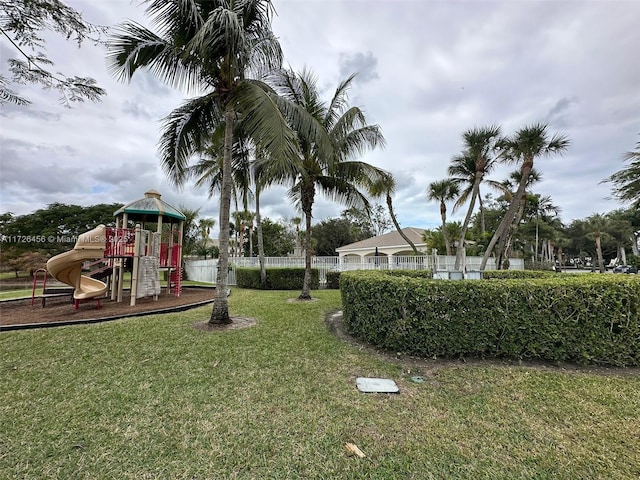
[[483, 270, 556, 279], [340, 270, 640, 366], [325, 269, 432, 289], [383, 269, 432, 279], [236, 267, 319, 290], [326, 271, 341, 289]]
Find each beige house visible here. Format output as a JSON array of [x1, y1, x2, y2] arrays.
[[335, 227, 427, 259], [335, 226, 526, 273]]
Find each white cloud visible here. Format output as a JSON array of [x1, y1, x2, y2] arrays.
[[1, 0, 638, 232]]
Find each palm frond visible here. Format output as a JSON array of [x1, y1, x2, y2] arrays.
[[316, 175, 371, 212], [448, 153, 476, 178], [286, 180, 304, 211], [605, 156, 640, 207], [158, 92, 223, 187], [144, 0, 206, 37], [234, 79, 299, 167], [188, 6, 244, 70], [505, 123, 570, 161], [427, 179, 460, 203], [245, 29, 283, 79], [334, 124, 386, 162], [297, 68, 326, 120], [107, 21, 204, 91], [451, 185, 473, 213], [324, 73, 357, 127]]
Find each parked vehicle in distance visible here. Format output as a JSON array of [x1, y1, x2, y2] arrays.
[[612, 265, 638, 274]]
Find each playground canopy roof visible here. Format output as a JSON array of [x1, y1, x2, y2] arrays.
[[113, 190, 186, 223]]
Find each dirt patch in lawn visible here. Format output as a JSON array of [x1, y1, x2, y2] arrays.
[[0, 287, 216, 328], [193, 316, 257, 332]]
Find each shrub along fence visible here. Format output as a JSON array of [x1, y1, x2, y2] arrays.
[[340, 270, 640, 367], [184, 255, 524, 286], [236, 267, 319, 290]]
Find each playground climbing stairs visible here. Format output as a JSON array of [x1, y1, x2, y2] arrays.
[[84, 259, 114, 281], [170, 267, 182, 297]]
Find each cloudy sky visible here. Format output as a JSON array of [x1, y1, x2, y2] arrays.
[[1, 0, 638, 236]]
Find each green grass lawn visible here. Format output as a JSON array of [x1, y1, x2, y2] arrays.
[[0, 271, 32, 299], [0, 288, 33, 300], [0, 271, 23, 281], [1, 288, 639, 479]]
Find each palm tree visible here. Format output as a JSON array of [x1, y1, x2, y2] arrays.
[[245, 211, 255, 257], [191, 126, 255, 214], [481, 123, 570, 270], [422, 221, 462, 254], [265, 69, 388, 300], [604, 135, 640, 209], [198, 217, 216, 257], [529, 194, 560, 263], [190, 124, 259, 260], [497, 168, 543, 265], [502, 169, 543, 226], [233, 209, 255, 256], [290, 216, 303, 255], [427, 179, 459, 255], [254, 178, 267, 286], [448, 125, 504, 270], [605, 209, 635, 265], [108, 0, 302, 324], [191, 128, 273, 279], [585, 213, 609, 273], [231, 210, 243, 257], [369, 173, 420, 255], [199, 218, 215, 239], [178, 205, 201, 257]]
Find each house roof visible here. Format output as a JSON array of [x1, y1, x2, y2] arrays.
[[336, 227, 426, 252]]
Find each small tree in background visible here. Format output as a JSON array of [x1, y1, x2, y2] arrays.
[[0, 0, 106, 106], [604, 134, 640, 209], [427, 179, 460, 256]]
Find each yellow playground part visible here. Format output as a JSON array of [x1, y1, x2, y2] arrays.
[[46, 225, 108, 304]]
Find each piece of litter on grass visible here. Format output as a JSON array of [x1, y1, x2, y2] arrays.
[[345, 442, 365, 458], [356, 377, 399, 393], [410, 376, 425, 383]]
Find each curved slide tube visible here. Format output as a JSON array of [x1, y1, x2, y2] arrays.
[[46, 225, 108, 301]]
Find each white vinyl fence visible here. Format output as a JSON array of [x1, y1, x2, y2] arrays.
[[184, 255, 524, 286]]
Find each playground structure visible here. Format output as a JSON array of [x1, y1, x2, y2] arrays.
[[39, 190, 185, 308]]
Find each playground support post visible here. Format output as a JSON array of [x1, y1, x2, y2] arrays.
[[111, 216, 119, 301], [130, 223, 141, 306]]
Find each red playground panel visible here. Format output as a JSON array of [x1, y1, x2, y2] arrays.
[[104, 228, 135, 258]]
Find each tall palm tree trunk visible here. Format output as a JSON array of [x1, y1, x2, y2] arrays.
[[497, 191, 526, 268], [481, 161, 532, 270], [255, 186, 267, 288], [210, 106, 234, 325], [299, 182, 315, 300], [455, 176, 481, 270], [238, 222, 245, 257], [387, 193, 418, 255], [556, 245, 563, 272], [440, 202, 452, 256], [595, 233, 605, 273], [478, 192, 486, 235]]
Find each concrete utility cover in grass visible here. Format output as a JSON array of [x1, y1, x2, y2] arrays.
[[356, 377, 399, 393]]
